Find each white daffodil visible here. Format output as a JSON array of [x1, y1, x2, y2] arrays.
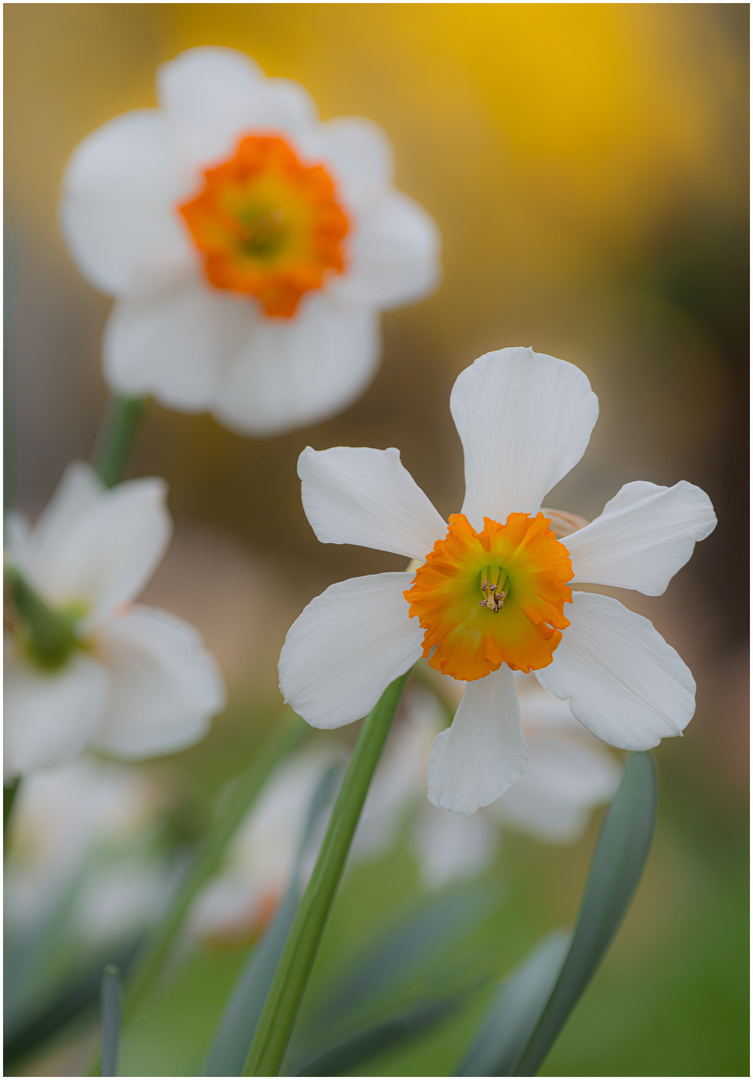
[[59, 47, 440, 436], [279, 347, 717, 814], [4, 462, 225, 781], [190, 746, 342, 946], [355, 682, 621, 888], [5, 758, 172, 945]]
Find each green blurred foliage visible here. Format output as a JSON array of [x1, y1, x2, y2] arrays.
[[5, 4, 748, 1076]]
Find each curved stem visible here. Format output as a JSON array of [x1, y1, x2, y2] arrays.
[[93, 394, 150, 487], [244, 671, 411, 1077]]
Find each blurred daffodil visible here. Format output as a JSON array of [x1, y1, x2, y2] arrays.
[[279, 347, 716, 813], [355, 681, 621, 888], [4, 462, 225, 780], [59, 47, 440, 436]]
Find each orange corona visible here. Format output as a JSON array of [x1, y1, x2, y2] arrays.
[[178, 134, 350, 318], [404, 512, 573, 681]]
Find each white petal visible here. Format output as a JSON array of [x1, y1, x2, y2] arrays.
[[38, 478, 171, 629], [59, 109, 187, 295], [452, 348, 599, 529], [413, 801, 499, 888], [332, 190, 441, 309], [212, 296, 380, 436], [493, 735, 620, 844], [103, 260, 251, 410], [16, 463, 103, 582], [564, 480, 717, 596], [91, 605, 225, 758], [535, 591, 696, 750], [298, 116, 394, 197], [4, 646, 109, 780], [278, 573, 422, 729], [298, 446, 445, 559], [5, 512, 31, 564], [157, 47, 316, 173], [427, 668, 528, 815]]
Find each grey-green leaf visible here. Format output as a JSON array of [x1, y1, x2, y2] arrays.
[[295, 990, 471, 1076], [100, 965, 123, 1077], [456, 931, 569, 1076], [511, 750, 658, 1076]]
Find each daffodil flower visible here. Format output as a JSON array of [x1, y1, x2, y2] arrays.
[[4, 462, 225, 781], [279, 347, 717, 813], [59, 47, 440, 436]]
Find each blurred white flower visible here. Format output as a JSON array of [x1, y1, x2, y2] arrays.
[[6, 757, 172, 945], [59, 47, 440, 436], [356, 681, 622, 889], [279, 347, 717, 813], [190, 746, 342, 946], [4, 462, 225, 780]]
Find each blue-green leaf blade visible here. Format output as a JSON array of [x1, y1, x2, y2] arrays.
[[512, 750, 658, 1076], [294, 989, 472, 1076], [100, 965, 123, 1077], [456, 931, 569, 1076]]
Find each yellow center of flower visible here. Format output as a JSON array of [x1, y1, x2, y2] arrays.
[[178, 134, 350, 318], [404, 512, 573, 681]]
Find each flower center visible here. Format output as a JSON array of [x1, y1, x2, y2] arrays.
[[178, 134, 350, 318], [404, 512, 573, 681]]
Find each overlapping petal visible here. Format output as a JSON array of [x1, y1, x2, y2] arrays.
[[279, 573, 423, 729], [493, 733, 620, 843], [298, 116, 394, 198], [535, 591, 696, 750], [332, 190, 441, 309], [157, 47, 317, 174], [103, 260, 251, 409], [452, 348, 598, 529], [565, 480, 717, 595], [91, 605, 225, 758], [211, 296, 380, 436], [59, 110, 187, 295], [4, 647, 109, 781], [298, 446, 445, 558], [33, 475, 171, 629], [427, 667, 528, 814]]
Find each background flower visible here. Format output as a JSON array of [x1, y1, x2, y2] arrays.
[[4, 462, 225, 779], [355, 681, 621, 888], [58, 46, 440, 436]]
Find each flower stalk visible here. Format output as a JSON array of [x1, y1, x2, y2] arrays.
[[5, 566, 80, 670], [243, 671, 411, 1076], [93, 394, 149, 487]]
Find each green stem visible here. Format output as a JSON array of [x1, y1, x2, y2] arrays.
[[244, 671, 411, 1077], [4, 777, 20, 840], [122, 713, 307, 1026], [93, 394, 150, 487]]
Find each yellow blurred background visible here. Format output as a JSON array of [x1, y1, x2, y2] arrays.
[[5, 5, 748, 1076]]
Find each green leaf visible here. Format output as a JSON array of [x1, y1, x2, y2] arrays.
[[243, 673, 410, 1077], [301, 885, 496, 1036], [456, 931, 569, 1076], [4, 940, 140, 1071], [202, 766, 341, 1077], [294, 989, 472, 1076], [511, 750, 658, 1076], [100, 965, 123, 1077]]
